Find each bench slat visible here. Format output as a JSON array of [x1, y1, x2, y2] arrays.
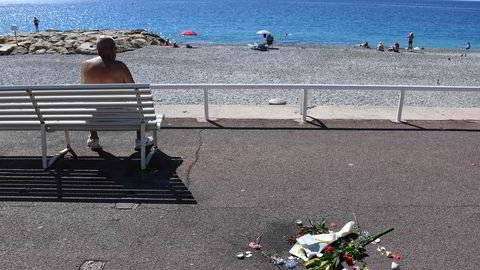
[[0, 83, 150, 91], [0, 120, 160, 130], [38, 101, 154, 108], [31, 89, 151, 96], [0, 89, 151, 97], [0, 102, 154, 109], [0, 114, 157, 121], [0, 95, 153, 103], [0, 108, 155, 115], [0, 91, 29, 97]]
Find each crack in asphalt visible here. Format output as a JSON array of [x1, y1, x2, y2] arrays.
[[185, 129, 205, 185]]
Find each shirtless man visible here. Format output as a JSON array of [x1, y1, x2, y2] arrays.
[[81, 36, 153, 150]]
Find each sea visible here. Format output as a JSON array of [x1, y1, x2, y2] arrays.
[[0, 0, 479, 49]]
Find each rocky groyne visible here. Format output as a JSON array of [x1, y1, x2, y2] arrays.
[[0, 29, 166, 56]]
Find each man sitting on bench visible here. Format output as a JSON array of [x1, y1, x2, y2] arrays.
[[81, 36, 154, 151]]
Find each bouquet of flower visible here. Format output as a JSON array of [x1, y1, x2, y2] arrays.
[[288, 219, 396, 270]]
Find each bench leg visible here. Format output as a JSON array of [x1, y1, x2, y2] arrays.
[[41, 124, 48, 169], [145, 148, 158, 168], [64, 130, 78, 159], [153, 129, 158, 148], [141, 123, 146, 170], [41, 130, 79, 170], [47, 148, 73, 168]]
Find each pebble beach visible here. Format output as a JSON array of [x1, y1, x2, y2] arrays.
[[1, 45, 479, 108]]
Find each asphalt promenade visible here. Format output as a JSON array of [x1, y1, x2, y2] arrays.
[[0, 117, 479, 270]]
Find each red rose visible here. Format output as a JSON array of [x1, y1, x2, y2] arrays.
[[324, 245, 333, 253], [343, 253, 354, 266]]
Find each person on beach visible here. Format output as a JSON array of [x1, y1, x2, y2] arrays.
[[81, 36, 153, 150], [266, 33, 274, 47], [407, 32, 414, 50], [32, 17, 40, 32], [376, 41, 384, 51]]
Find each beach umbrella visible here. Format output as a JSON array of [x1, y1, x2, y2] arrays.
[[180, 30, 198, 36], [256, 30, 271, 35]]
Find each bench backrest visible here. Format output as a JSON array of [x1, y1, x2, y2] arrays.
[[0, 84, 155, 130]]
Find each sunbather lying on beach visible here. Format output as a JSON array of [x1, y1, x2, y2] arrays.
[[81, 36, 153, 151]]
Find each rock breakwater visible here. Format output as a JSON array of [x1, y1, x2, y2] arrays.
[[0, 29, 166, 56]]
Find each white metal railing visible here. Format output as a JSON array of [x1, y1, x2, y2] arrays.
[[2, 83, 479, 122], [149, 84, 480, 122]]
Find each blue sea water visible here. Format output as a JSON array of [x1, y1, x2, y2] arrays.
[[0, 0, 479, 48]]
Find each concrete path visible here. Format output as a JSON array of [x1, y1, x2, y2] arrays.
[[0, 119, 479, 269], [159, 104, 480, 121]]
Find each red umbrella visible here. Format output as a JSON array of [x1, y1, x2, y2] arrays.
[[180, 30, 198, 36]]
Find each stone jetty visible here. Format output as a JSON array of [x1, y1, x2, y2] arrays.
[[0, 29, 166, 56]]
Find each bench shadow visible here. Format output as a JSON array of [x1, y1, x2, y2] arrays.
[[0, 150, 196, 204]]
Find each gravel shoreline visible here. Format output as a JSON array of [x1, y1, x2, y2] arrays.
[[1, 45, 479, 107]]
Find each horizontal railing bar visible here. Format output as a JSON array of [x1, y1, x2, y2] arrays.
[[1, 83, 478, 92], [150, 83, 480, 92]]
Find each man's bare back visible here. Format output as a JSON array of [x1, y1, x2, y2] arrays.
[[81, 56, 134, 84], [81, 36, 152, 151]]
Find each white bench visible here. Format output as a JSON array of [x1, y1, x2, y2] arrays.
[[0, 83, 164, 170]]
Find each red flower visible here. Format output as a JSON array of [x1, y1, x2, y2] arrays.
[[343, 253, 354, 266], [324, 245, 333, 253]]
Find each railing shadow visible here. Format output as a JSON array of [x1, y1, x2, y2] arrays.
[[162, 117, 480, 132], [0, 150, 196, 204]]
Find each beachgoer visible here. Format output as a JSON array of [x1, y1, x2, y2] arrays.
[[388, 43, 400, 52], [32, 17, 40, 32], [359, 42, 370, 49], [376, 41, 384, 51], [266, 34, 274, 47], [466, 42, 470, 50], [81, 36, 153, 150], [407, 32, 414, 50]]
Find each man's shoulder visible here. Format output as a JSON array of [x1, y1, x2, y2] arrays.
[[113, 60, 128, 67], [83, 56, 101, 66], [112, 60, 131, 71]]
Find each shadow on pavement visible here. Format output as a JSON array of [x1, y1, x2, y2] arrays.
[[162, 117, 480, 132], [0, 150, 196, 204]]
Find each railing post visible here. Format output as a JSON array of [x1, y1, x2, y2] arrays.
[[302, 89, 308, 122], [203, 89, 210, 121], [397, 90, 406, 122]]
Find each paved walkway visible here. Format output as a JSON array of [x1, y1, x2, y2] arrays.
[[159, 105, 480, 121], [0, 119, 479, 269]]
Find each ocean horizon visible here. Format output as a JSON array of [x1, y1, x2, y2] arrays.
[[1, 0, 479, 49]]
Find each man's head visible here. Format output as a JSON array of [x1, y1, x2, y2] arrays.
[[96, 36, 117, 61]]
